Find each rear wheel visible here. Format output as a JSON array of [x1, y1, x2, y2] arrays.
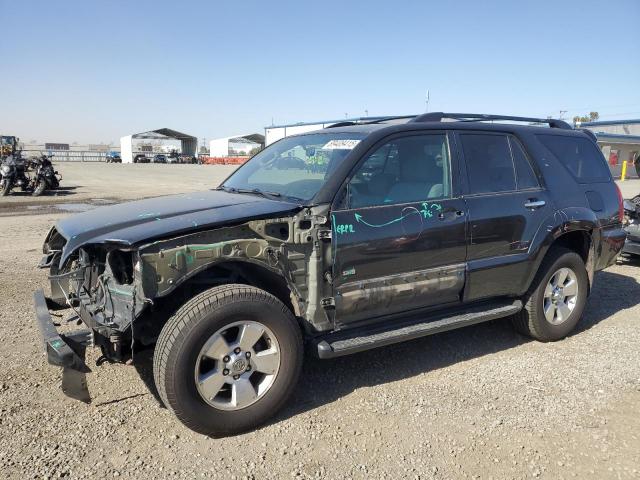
[[512, 247, 588, 341], [153, 284, 303, 436]]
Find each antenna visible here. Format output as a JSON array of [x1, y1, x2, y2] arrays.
[[425, 90, 430, 113]]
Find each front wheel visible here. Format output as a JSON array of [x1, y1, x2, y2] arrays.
[[32, 181, 46, 196], [153, 284, 303, 436], [1, 178, 12, 196], [512, 247, 588, 341]]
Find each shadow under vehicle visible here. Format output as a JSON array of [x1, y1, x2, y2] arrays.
[[33, 113, 625, 436]]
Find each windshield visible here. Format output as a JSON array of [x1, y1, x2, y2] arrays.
[[222, 132, 365, 202]]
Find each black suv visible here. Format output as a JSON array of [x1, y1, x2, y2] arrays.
[[34, 113, 625, 436]]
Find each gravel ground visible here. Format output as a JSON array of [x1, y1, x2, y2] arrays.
[[0, 165, 639, 479], [0, 162, 237, 211]]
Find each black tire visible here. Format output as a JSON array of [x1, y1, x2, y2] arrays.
[[512, 247, 588, 341], [1, 179, 12, 196], [153, 284, 303, 436], [32, 181, 46, 196]]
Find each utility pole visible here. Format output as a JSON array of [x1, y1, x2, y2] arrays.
[[364, 109, 369, 118], [425, 91, 430, 113], [559, 110, 567, 120]]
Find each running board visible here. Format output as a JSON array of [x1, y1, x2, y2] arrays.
[[314, 300, 522, 359]]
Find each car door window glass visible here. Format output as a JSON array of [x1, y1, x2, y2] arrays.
[[536, 134, 610, 183], [348, 134, 450, 208], [509, 137, 540, 190], [461, 134, 516, 194]]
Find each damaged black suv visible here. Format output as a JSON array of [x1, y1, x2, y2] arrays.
[[34, 113, 626, 435]]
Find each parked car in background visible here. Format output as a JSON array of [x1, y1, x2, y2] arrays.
[[133, 154, 151, 163], [622, 193, 640, 257], [105, 152, 122, 163], [167, 154, 180, 164], [33, 112, 625, 436], [153, 154, 167, 164]]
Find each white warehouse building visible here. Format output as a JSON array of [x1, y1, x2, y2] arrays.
[[209, 134, 264, 157]]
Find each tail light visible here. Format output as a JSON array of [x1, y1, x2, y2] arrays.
[[615, 183, 624, 223]]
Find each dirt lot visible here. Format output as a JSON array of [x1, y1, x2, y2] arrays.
[[0, 162, 238, 212], [0, 164, 639, 479]]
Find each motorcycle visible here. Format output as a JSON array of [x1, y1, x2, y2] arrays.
[[31, 155, 61, 196], [0, 151, 31, 196]]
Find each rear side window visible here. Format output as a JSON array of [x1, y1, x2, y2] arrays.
[[460, 134, 516, 193], [537, 134, 610, 183], [509, 137, 540, 189]]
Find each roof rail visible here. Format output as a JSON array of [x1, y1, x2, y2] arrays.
[[325, 121, 359, 128], [326, 115, 418, 128], [410, 112, 573, 130], [577, 128, 598, 143]]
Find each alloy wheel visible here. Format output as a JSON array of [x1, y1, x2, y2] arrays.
[[543, 267, 579, 325], [194, 321, 281, 411]]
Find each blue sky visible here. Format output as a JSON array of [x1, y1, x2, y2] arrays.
[[2, 0, 639, 145]]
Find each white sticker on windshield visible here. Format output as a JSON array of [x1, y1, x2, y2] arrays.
[[322, 139, 361, 150]]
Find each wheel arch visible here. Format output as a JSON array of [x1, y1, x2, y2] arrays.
[[162, 259, 301, 318], [526, 219, 597, 294]]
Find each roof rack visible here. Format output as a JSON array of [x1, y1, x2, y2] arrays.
[[409, 112, 573, 130], [326, 115, 418, 128], [325, 121, 359, 128]]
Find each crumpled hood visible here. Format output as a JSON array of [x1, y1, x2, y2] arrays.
[[55, 190, 301, 263]]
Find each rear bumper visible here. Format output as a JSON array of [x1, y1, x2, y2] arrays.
[[597, 225, 627, 269], [622, 238, 640, 256]]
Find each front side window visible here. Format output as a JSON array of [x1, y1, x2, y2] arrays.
[[460, 134, 515, 194], [348, 134, 451, 208], [223, 132, 366, 201]]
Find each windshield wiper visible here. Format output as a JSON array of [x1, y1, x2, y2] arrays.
[[220, 185, 282, 198], [239, 188, 282, 198]]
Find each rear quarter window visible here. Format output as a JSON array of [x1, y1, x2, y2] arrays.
[[536, 134, 610, 183]]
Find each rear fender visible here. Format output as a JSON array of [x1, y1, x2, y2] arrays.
[[523, 207, 598, 294]]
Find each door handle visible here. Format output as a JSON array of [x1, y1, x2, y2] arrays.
[[438, 210, 465, 220], [524, 199, 546, 209]]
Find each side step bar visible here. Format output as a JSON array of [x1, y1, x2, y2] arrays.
[[314, 300, 522, 359]]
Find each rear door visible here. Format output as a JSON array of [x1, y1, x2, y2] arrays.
[[330, 131, 468, 327], [456, 131, 553, 301]]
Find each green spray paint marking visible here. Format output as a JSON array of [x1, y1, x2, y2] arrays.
[[353, 202, 443, 228], [332, 214, 356, 236], [335, 223, 355, 235]]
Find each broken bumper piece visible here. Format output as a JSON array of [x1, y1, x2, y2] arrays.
[[33, 289, 93, 403]]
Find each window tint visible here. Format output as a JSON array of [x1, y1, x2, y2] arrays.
[[348, 134, 450, 208], [537, 134, 610, 183], [510, 137, 539, 189], [460, 134, 515, 193]]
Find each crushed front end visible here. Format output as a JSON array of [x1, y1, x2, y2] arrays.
[[33, 203, 335, 403], [35, 227, 147, 402]]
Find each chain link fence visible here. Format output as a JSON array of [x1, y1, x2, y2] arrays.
[[22, 150, 109, 162]]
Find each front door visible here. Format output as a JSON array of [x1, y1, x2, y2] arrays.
[[331, 132, 467, 327]]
